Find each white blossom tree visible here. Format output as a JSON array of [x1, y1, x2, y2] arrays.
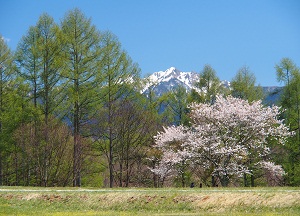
[[258, 161, 286, 186], [150, 125, 192, 186], [152, 95, 293, 187]]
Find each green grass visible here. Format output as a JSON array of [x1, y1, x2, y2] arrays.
[[0, 187, 300, 215]]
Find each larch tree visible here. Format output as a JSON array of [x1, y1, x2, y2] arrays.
[[15, 26, 41, 110], [0, 37, 32, 186], [15, 13, 65, 186], [276, 58, 295, 87], [35, 13, 64, 124], [15, 25, 44, 186], [276, 58, 300, 185], [0, 36, 14, 124], [196, 64, 224, 104], [61, 8, 101, 187], [0, 35, 14, 185], [36, 13, 65, 186], [275, 58, 299, 124], [96, 31, 140, 188], [0, 36, 32, 186], [231, 66, 263, 102]]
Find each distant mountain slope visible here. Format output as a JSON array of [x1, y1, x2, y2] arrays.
[[262, 86, 283, 105], [142, 67, 282, 105], [141, 67, 199, 96]]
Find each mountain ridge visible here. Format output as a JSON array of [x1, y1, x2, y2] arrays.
[[142, 66, 230, 96], [141, 67, 282, 104], [141, 67, 199, 95]]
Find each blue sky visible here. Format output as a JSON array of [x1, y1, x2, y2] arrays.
[[1, 0, 299, 86]]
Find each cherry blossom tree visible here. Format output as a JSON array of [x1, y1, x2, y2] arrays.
[[258, 161, 285, 186], [150, 125, 192, 186], [151, 95, 293, 187]]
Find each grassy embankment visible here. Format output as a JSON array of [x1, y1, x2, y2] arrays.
[[0, 187, 299, 215]]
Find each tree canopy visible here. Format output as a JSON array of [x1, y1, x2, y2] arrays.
[[152, 95, 292, 187]]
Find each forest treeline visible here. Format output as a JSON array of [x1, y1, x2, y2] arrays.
[[0, 9, 299, 187]]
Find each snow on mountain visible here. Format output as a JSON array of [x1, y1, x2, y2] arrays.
[[141, 67, 199, 95], [221, 80, 231, 89], [141, 67, 280, 105]]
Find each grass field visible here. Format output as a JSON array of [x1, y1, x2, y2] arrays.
[[0, 187, 300, 215]]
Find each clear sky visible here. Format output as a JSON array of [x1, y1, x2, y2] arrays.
[[1, 0, 299, 86]]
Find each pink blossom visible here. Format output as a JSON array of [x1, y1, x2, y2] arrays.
[[151, 95, 293, 185]]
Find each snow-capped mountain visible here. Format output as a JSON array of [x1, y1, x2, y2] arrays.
[[141, 67, 199, 96], [141, 67, 281, 105]]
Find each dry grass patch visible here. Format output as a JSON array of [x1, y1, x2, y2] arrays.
[[0, 187, 300, 215], [188, 191, 300, 213]]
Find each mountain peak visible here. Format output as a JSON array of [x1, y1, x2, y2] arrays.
[[167, 66, 177, 71], [164, 67, 180, 77], [141, 67, 199, 95], [166, 66, 178, 72], [141, 68, 280, 105]]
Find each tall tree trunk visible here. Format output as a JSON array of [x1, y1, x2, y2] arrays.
[[73, 132, 81, 187], [73, 78, 81, 187], [244, 173, 248, 187], [14, 143, 19, 185], [119, 163, 123, 187], [296, 84, 300, 148], [125, 143, 130, 187], [220, 175, 229, 187], [108, 72, 114, 188], [181, 161, 186, 187], [43, 61, 49, 187], [109, 136, 113, 188], [108, 125, 114, 187], [211, 175, 216, 187], [251, 173, 255, 187], [0, 68, 3, 186], [0, 152, 2, 186]]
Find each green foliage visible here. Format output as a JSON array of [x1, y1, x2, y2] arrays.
[[276, 57, 297, 84], [35, 13, 65, 119], [94, 30, 141, 187], [15, 13, 64, 114], [61, 8, 102, 120], [196, 64, 224, 104], [0, 36, 23, 185], [187, 88, 202, 103], [61, 8, 103, 186], [81, 157, 106, 187], [275, 58, 300, 186], [160, 86, 190, 126], [13, 117, 74, 186], [231, 65, 263, 102]]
